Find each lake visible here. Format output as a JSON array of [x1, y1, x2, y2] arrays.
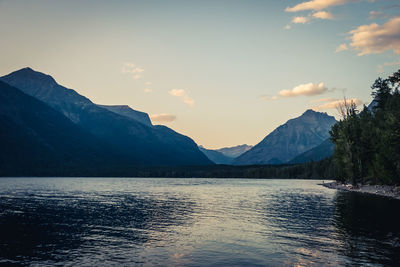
[[0, 178, 399, 266]]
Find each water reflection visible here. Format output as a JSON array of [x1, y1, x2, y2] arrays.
[[0, 178, 399, 266], [334, 192, 400, 266], [0, 190, 195, 265], [262, 191, 341, 266]]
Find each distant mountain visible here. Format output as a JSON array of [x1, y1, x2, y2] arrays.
[[368, 99, 378, 111], [288, 138, 334, 164], [0, 80, 120, 176], [216, 144, 253, 158], [234, 109, 337, 165], [1, 68, 212, 166], [97, 104, 152, 127], [199, 146, 234, 164]]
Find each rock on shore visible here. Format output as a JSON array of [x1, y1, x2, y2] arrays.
[[322, 182, 400, 200]]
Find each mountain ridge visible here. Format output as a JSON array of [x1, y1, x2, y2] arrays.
[[1, 67, 212, 166], [234, 109, 337, 165]]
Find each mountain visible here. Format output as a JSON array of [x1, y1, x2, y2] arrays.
[[368, 99, 378, 111], [234, 109, 337, 165], [215, 144, 253, 158], [0, 80, 121, 176], [199, 146, 234, 164], [97, 104, 152, 127], [288, 138, 334, 164], [1, 68, 212, 166]]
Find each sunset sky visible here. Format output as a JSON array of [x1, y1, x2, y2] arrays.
[[1, 0, 399, 148]]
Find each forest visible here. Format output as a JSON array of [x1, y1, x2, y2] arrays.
[[330, 69, 400, 185]]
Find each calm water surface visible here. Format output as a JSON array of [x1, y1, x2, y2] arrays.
[[0, 178, 399, 266]]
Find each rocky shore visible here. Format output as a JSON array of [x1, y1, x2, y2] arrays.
[[322, 181, 400, 200]]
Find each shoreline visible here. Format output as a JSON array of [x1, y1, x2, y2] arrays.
[[322, 181, 400, 200]]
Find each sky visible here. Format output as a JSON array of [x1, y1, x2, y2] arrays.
[[1, 0, 399, 149]]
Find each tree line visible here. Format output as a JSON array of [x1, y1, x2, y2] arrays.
[[330, 69, 400, 185]]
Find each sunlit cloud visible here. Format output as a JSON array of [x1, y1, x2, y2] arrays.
[[285, 0, 352, 12], [279, 82, 331, 97], [335, 43, 348, 52], [286, 0, 354, 12], [310, 97, 338, 103], [377, 60, 400, 73], [144, 88, 152, 93], [169, 89, 195, 107], [312, 98, 363, 110], [285, 24, 292, 30], [121, 63, 145, 80], [260, 95, 279, 101], [312, 11, 333, 19], [145, 81, 152, 85], [292, 16, 310, 24], [150, 113, 176, 123], [349, 17, 400, 55]]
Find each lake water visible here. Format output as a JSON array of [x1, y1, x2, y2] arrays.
[[0, 178, 399, 266]]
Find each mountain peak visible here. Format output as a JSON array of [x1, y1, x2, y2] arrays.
[[5, 67, 57, 86], [234, 109, 337, 165], [302, 109, 326, 116], [20, 67, 34, 72]]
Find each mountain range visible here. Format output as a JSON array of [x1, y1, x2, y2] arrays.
[[0, 80, 121, 175], [0, 68, 212, 174], [199, 144, 253, 164], [0, 67, 339, 175]]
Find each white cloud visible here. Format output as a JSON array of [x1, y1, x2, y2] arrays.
[[292, 16, 310, 24], [313, 11, 333, 19], [285, 24, 292, 30], [169, 89, 195, 106], [150, 114, 176, 123], [144, 88, 152, 93], [279, 82, 330, 97], [145, 81, 152, 85], [349, 17, 400, 55], [313, 98, 363, 110], [121, 63, 145, 80], [285, 0, 352, 12], [335, 43, 348, 52]]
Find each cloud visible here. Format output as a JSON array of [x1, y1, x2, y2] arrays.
[[335, 43, 348, 52], [260, 95, 279, 101], [144, 88, 152, 93], [121, 63, 145, 79], [349, 17, 400, 55], [169, 89, 195, 106], [313, 11, 333, 19], [285, 0, 351, 12], [369, 11, 384, 19], [313, 98, 363, 110], [310, 97, 338, 103], [377, 60, 400, 73], [150, 114, 176, 123], [145, 81, 152, 85], [285, 24, 292, 30], [292, 16, 310, 24], [279, 82, 330, 97]]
